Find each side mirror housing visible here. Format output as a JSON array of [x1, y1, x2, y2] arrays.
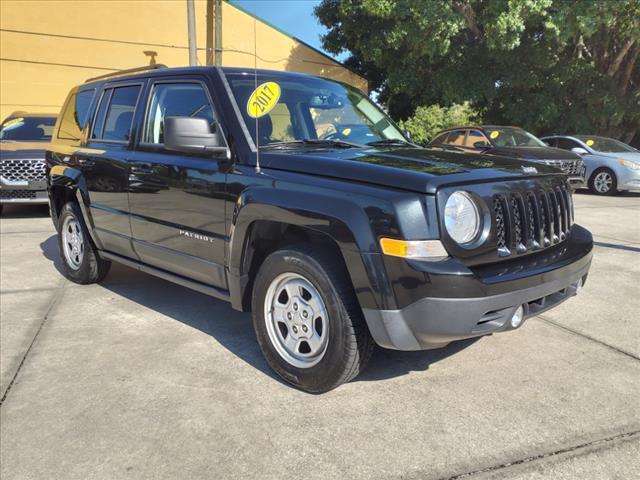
[[473, 141, 490, 149], [164, 116, 227, 154], [571, 147, 589, 156], [403, 129, 412, 140]]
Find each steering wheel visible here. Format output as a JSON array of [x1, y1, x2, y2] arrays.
[[322, 131, 343, 141]]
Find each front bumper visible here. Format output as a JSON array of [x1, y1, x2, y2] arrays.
[[618, 168, 640, 191], [363, 228, 593, 351], [568, 176, 586, 190], [1, 177, 48, 205]]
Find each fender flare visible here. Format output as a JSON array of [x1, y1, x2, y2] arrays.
[[49, 165, 103, 249], [228, 186, 395, 311]]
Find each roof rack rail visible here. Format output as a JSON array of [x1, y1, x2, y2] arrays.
[[84, 64, 168, 83]]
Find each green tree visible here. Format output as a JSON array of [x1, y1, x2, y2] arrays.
[[399, 102, 482, 145], [315, 0, 640, 143]]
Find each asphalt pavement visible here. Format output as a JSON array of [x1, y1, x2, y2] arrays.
[[1, 192, 638, 479]]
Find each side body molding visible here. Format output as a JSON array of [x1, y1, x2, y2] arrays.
[[227, 186, 396, 312]]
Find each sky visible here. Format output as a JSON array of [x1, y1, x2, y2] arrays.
[[229, 0, 348, 61]]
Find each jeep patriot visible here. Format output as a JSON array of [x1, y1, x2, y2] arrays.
[[47, 66, 593, 392]]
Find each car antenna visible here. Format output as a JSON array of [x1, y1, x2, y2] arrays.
[[253, 16, 261, 173]]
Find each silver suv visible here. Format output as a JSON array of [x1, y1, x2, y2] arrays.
[[0, 113, 57, 213]]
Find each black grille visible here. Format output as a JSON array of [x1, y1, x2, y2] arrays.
[[0, 159, 46, 182], [0, 189, 37, 199], [493, 185, 573, 257]]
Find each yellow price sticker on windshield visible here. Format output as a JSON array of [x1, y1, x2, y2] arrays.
[[247, 82, 281, 118], [489, 131, 500, 139], [586, 139, 594, 146], [2, 117, 24, 129], [342, 128, 352, 136]]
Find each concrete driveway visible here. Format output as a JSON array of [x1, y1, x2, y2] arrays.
[[1, 193, 639, 480]]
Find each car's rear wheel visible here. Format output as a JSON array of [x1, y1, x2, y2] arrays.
[[252, 245, 374, 393], [58, 201, 111, 284], [589, 168, 618, 195]]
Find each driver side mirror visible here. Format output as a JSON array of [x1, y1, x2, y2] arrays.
[[474, 141, 490, 149], [164, 116, 227, 154], [571, 147, 589, 156]]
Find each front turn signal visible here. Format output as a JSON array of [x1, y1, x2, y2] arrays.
[[379, 238, 448, 259]]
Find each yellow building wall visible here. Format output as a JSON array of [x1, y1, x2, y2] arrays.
[[0, 0, 366, 121]]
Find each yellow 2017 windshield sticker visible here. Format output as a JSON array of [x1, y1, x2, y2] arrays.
[[2, 117, 24, 129], [586, 139, 594, 146], [247, 82, 281, 118], [489, 131, 499, 139]]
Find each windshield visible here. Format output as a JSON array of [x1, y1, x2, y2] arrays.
[[225, 71, 405, 148], [575, 136, 638, 153], [485, 127, 546, 147], [0, 116, 56, 141]]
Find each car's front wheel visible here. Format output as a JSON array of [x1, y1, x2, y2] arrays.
[[57, 201, 111, 284], [589, 168, 618, 195], [252, 245, 374, 393]]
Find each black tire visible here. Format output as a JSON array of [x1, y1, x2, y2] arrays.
[[251, 245, 374, 393], [57, 201, 111, 284], [588, 167, 618, 195]]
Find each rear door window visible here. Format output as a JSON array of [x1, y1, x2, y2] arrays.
[[556, 138, 580, 151], [445, 130, 467, 146], [92, 85, 141, 142], [465, 130, 490, 148], [57, 88, 95, 141]]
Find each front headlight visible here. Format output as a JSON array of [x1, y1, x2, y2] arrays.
[[444, 191, 480, 244], [619, 159, 640, 170]]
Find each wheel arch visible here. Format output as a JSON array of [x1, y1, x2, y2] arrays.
[[48, 165, 102, 247], [227, 187, 393, 313]]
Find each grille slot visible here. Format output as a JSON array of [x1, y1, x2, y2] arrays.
[[493, 198, 509, 256], [494, 186, 572, 257], [1, 159, 46, 182], [0, 189, 38, 199]]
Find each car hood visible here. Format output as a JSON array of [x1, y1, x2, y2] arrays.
[[0, 141, 49, 160], [259, 146, 563, 194], [596, 151, 640, 162], [486, 146, 580, 161]]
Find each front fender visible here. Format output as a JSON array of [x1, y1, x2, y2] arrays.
[[228, 186, 395, 311]]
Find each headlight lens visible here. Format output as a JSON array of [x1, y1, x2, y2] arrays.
[[619, 159, 640, 170], [444, 191, 480, 244]]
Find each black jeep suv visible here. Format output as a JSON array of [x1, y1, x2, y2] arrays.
[[47, 66, 593, 392]]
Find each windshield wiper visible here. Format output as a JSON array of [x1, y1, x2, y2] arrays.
[[366, 138, 417, 148], [261, 139, 363, 150]]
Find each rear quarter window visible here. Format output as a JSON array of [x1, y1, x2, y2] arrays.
[[57, 89, 95, 141]]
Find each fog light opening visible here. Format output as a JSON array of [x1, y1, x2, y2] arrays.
[[575, 278, 583, 294], [510, 306, 524, 329]]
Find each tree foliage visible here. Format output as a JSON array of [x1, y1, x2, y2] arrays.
[[399, 102, 483, 144], [315, 0, 640, 143]]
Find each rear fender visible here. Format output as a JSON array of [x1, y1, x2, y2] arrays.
[[48, 164, 103, 249]]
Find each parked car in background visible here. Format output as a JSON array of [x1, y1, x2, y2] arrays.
[[1, 112, 57, 213], [541, 135, 640, 195], [429, 126, 586, 189]]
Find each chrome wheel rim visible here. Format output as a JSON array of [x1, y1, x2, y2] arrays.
[[594, 172, 613, 193], [264, 272, 329, 368], [61, 216, 84, 270]]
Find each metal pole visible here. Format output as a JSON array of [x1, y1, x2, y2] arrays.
[[214, 0, 222, 66], [187, 0, 197, 66]]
